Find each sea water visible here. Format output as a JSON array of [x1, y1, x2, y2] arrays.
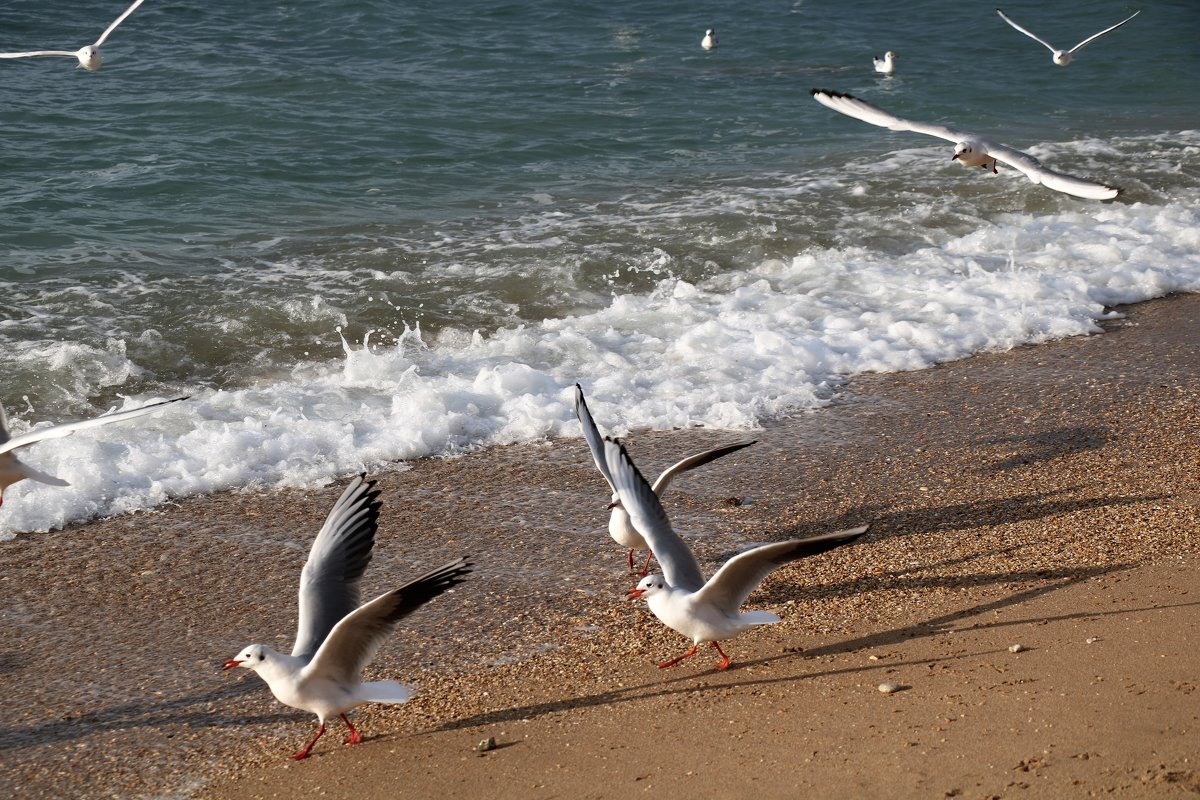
[[1, 0, 1198, 534]]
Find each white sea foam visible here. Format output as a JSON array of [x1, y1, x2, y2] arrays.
[[3, 178, 1199, 536]]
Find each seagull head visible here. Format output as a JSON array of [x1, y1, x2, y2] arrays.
[[75, 45, 102, 71], [626, 573, 666, 600], [884, 51, 896, 60], [223, 644, 269, 672]]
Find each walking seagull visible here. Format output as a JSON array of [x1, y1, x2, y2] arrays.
[[0, 396, 188, 508], [223, 474, 471, 759], [996, 8, 1141, 67], [604, 437, 868, 671], [810, 88, 1121, 200], [575, 384, 755, 576], [0, 0, 147, 72]]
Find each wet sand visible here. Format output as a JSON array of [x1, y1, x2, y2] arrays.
[[1, 293, 1198, 798]]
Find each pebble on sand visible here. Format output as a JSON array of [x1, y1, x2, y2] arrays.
[[1009, 644, 1027, 653], [877, 682, 903, 694]]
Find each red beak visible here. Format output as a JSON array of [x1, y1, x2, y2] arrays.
[[951, 153, 960, 161], [222, 658, 244, 671], [626, 587, 646, 600]]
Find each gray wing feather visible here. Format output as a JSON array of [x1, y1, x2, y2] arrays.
[[305, 558, 472, 683], [574, 384, 615, 492], [996, 9, 1059, 53], [291, 475, 381, 658], [694, 525, 869, 613], [1069, 10, 1140, 53], [0, 396, 189, 455], [988, 144, 1120, 200], [603, 437, 706, 592], [651, 440, 757, 495]]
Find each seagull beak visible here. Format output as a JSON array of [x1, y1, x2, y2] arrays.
[[606, 500, 621, 510], [951, 153, 960, 161], [626, 587, 646, 600], [222, 659, 244, 671]]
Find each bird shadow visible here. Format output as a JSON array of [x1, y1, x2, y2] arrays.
[[974, 426, 1108, 473], [419, 560, 1154, 735]]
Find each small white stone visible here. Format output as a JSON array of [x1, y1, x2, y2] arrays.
[[877, 682, 902, 694], [1086, 637, 1099, 644], [868, 655, 880, 661], [1009, 644, 1026, 653]]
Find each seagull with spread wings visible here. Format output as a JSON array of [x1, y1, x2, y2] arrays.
[[996, 8, 1141, 67], [0, 0, 147, 72]]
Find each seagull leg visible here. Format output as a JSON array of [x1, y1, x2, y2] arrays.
[[292, 723, 326, 760], [639, 550, 654, 578], [711, 641, 732, 670], [340, 713, 362, 745], [657, 644, 699, 669], [626, 549, 636, 571]]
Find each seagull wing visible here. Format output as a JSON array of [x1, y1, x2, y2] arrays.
[[996, 9, 1059, 53], [0, 402, 9, 447], [1068, 10, 1140, 54], [574, 384, 615, 493], [291, 474, 382, 658], [0, 51, 79, 59], [0, 396, 188, 456], [603, 437, 706, 592], [304, 558, 471, 683], [651, 440, 757, 496], [94, 0, 147, 46], [810, 89, 970, 144], [693, 526, 869, 614], [988, 143, 1120, 200]]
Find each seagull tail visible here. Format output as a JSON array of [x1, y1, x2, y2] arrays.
[[357, 679, 412, 705], [741, 610, 781, 626]]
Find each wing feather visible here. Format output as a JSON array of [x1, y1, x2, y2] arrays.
[[0, 51, 78, 59], [0, 396, 188, 455], [1069, 10, 1140, 54], [94, 0, 146, 46], [651, 440, 757, 495], [996, 9, 1059, 53], [988, 143, 1120, 200], [810, 89, 969, 144], [574, 384, 615, 493]]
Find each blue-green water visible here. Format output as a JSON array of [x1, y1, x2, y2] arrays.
[[1, 0, 1198, 532]]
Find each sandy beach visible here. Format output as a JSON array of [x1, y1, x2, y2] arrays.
[[2, 292, 1198, 799]]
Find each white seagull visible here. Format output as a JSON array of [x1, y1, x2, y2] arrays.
[[575, 384, 755, 576], [223, 474, 471, 760], [0, 395, 188, 508], [701, 28, 718, 50], [604, 437, 868, 671], [0, 0, 147, 72], [810, 88, 1121, 200], [996, 8, 1141, 67], [873, 50, 896, 75]]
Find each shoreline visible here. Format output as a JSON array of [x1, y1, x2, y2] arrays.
[[1, 292, 1198, 798]]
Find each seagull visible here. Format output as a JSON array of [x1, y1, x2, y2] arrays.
[[996, 8, 1141, 67], [604, 437, 868, 671], [0, 0, 146, 72], [223, 474, 471, 760], [810, 88, 1121, 200], [574, 384, 755, 576], [0, 396, 188, 508], [701, 28, 718, 50], [873, 50, 896, 75]]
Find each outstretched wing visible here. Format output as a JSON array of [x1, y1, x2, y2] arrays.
[[292, 474, 382, 658], [1069, 10, 1140, 54], [989, 143, 1120, 200], [603, 437, 706, 592], [305, 558, 471, 683], [811, 89, 970, 144], [652, 440, 757, 496], [574, 384, 615, 493], [0, 396, 188, 456], [0, 50, 78, 59], [996, 9, 1059, 53], [694, 526, 869, 614], [94, 0, 147, 46]]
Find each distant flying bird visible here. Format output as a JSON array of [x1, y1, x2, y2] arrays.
[[810, 88, 1121, 200], [0, 396, 188, 508], [996, 8, 1141, 66], [701, 28, 718, 50], [223, 474, 471, 759], [605, 437, 868, 671], [0, 0, 147, 72], [575, 384, 755, 576], [873, 50, 896, 75]]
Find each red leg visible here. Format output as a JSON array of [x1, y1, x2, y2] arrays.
[[340, 713, 362, 745], [657, 644, 699, 669], [711, 641, 731, 670], [626, 549, 635, 571], [639, 550, 653, 578], [292, 723, 326, 760]]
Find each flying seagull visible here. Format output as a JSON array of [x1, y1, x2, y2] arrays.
[[223, 474, 471, 759], [575, 384, 755, 576], [996, 8, 1141, 67], [0, 0, 147, 72], [0, 396, 188, 508], [605, 437, 868, 671], [810, 88, 1121, 200]]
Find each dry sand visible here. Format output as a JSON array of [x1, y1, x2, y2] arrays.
[[1, 293, 1198, 799]]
